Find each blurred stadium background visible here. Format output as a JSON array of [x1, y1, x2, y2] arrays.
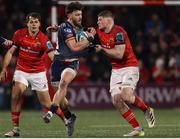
[[0, 0, 180, 137]]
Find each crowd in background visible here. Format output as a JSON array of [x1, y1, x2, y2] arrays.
[[0, 0, 180, 87]]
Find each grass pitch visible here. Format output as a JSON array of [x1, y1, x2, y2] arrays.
[[0, 109, 180, 138]]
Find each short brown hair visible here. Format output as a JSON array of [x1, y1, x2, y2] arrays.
[[65, 2, 84, 15], [98, 10, 114, 19], [26, 12, 41, 23]]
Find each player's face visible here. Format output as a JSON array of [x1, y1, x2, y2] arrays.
[[27, 17, 41, 34], [97, 16, 109, 31], [71, 10, 82, 27]]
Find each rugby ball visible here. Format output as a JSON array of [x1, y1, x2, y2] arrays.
[[76, 31, 88, 42]]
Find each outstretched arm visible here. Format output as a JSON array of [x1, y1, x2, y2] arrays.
[[0, 46, 16, 81], [0, 37, 13, 46], [46, 25, 59, 32]]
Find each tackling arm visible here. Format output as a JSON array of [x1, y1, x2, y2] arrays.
[[2, 46, 16, 70], [47, 51, 55, 61], [66, 37, 90, 52], [101, 44, 126, 60], [0, 46, 16, 81]]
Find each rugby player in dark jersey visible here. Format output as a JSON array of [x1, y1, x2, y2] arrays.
[[43, 2, 96, 136]]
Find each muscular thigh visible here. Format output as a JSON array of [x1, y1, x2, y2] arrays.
[[36, 90, 51, 107], [60, 68, 77, 84], [12, 81, 27, 95], [13, 70, 29, 88]]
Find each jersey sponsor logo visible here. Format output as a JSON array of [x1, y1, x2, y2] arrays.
[[122, 83, 131, 86], [23, 39, 38, 46], [64, 28, 72, 33], [116, 32, 124, 44], [46, 41, 53, 49], [20, 47, 40, 54]]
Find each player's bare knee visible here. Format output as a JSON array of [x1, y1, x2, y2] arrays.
[[59, 79, 68, 90], [120, 88, 134, 103], [112, 94, 123, 107], [11, 92, 21, 101]]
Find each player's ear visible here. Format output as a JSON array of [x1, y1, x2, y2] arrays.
[[107, 18, 111, 23], [67, 13, 72, 19], [107, 18, 113, 25], [26, 22, 29, 27]]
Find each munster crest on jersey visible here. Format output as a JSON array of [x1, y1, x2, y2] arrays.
[[35, 42, 41, 47], [109, 38, 114, 44]]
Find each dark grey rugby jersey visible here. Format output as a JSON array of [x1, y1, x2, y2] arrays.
[[54, 21, 76, 60], [54, 21, 95, 60]]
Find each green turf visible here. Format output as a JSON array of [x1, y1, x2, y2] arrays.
[[0, 109, 180, 137]]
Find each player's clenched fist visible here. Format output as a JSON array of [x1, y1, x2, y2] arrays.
[[95, 44, 103, 52], [3, 39, 13, 46], [87, 27, 96, 36]]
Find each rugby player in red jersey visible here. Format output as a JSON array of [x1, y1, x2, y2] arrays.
[[95, 10, 155, 137], [0, 12, 71, 137]]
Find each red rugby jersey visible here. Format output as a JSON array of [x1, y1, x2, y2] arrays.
[[97, 25, 138, 69], [12, 28, 54, 73]]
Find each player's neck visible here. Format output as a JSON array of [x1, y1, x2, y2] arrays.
[[67, 20, 79, 32], [104, 23, 114, 33], [28, 29, 39, 37]]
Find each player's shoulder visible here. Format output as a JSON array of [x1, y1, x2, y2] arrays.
[[38, 31, 47, 38], [37, 31, 48, 41], [59, 21, 74, 36], [96, 27, 103, 35], [96, 27, 100, 32], [114, 25, 126, 32], [59, 21, 73, 32], [60, 21, 71, 28], [14, 28, 27, 36]]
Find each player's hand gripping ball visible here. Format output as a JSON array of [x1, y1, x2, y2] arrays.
[[76, 31, 88, 42]]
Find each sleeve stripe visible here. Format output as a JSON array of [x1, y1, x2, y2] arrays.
[[65, 37, 75, 43]]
